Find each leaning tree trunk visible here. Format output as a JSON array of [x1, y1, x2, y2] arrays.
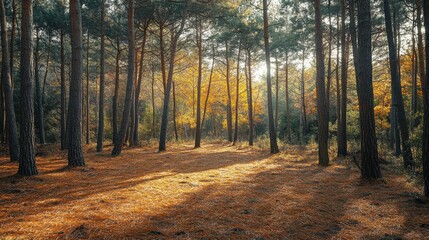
[[356, 0, 381, 179], [158, 2, 188, 151], [201, 44, 216, 130], [18, 0, 38, 175], [112, 0, 135, 156], [0, 0, 20, 162], [422, 0, 429, 197], [314, 0, 329, 166], [68, 0, 85, 166], [383, 0, 414, 169], [338, 0, 348, 157], [263, 0, 279, 154], [96, 0, 105, 152]]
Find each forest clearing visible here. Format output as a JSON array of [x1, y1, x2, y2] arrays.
[[0, 143, 428, 239]]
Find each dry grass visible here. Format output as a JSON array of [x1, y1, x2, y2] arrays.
[[0, 142, 428, 239]]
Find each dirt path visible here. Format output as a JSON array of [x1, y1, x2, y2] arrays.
[[0, 143, 428, 239]]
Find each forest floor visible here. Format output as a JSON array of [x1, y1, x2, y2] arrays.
[[0, 142, 429, 240]]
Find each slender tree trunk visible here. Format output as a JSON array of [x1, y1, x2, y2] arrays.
[[133, 22, 149, 146], [195, 18, 203, 148], [85, 30, 90, 145], [18, 0, 38, 175], [326, 0, 333, 121], [112, 0, 135, 155], [0, 0, 20, 162], [300, 48, 306, 144], [42, 35, 52, 106], [285, 53, 291, 143], [411, 9, 418, 130], [159, 22, 167, 91], [383, 0, 414, 169], [112, 37, 121, 144], [247, 48, 254, 146], [233, 41, 241, 144], [338, 0, 348, 156], [263, 0, 279, 154], [96, 0, 105, 152], [10, 0, 17, 87], [275, 53, 279, 132], [201, 44, 215, 130], [357, 0, 381, 179], [336, 6, 341, 154], [151, 67, 156, 139], [60, 30, 67, 150], [422, 0, 429, 197], [314, 0, 329, 166], [418, 0, 426, 89], [173, 81, 178, 141], [158, 2, 188, 152], [34, 29, 45, 144], [225, 41, 233, 142]]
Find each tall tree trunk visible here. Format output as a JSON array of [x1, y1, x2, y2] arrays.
[[112, 0, 135, 155], [225, 41, 233, 142], [383, 0, 414, 169], [314, 0, 329, 166], [60, 30, 67, 150], [195, 18, 203, 148], [42, 35, 52, 106], [158, 1, 188, 152], [275, 53, 279, 132], [247, 48, 254, 146], [422, 0, 429, 197], [151, 66, 156, 139], [68, 0, 85, 166], [34, 29, 45, 144], [300, 48, 307, 144], [85, 30, 90, 145], [336, 6, 341, 154], [18, 0, 38, 175], [112, 37, 121, 144], [10, 0, 17, 87], [233, 41, 241, 144], [411, 9, 418, 130], [326, 0, 333, 121], [357, 0, 381, 179], [285, 53, 291, 143], [173, 81, 178, 141], [96, 0, 105, 152], [132, 22, 149, 147], [417, 0, 426, 89], [0, 0, 20, 162], [338, 0, 348, 156], [201, 44, 215, 130], [263, 0, 279, 154], [159, 22, 167, 91]]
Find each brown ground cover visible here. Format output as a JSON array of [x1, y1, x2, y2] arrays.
[[0, 142, 428, 239]]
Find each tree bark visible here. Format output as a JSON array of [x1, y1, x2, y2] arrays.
[[158, 1, 188, 152], [417, 0, 425, 89], [68, 0, 85, 166], [263, 0, 279, 154], [314, 0, 329, 166], [96, 0, 106, 152], [201, 44, 215, 130], [233, 41, 241, 144], [195, 18, 203, 148], [275, 53, 279, 132], [85, 30, 90, 145], [10, 0, 17, 87], [151, 66, 156, 139], [326, 0, 333, 121], [338, 0, 348, 156], [132, 22, 149, 146], [60, 30, 67, 150], [383, 0, 414, 169], [34, 29, 46, 144], [112, 37, 121, 144], [422, 0, 429, 197], [112, 0, 135, 155], [0, 0, 20, 162], [356, 0, 381, 179], [285, 53, 291, 143], [225, 41, 233, 142], [247, 48, 254, 146], [18, 0, 38, 175]]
